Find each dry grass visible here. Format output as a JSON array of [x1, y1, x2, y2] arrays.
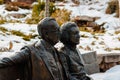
[[113, 47, 120, 50], [79, 45, 83, 49], [93, 36, 99, 40], [0, 16, 7, 24], [84, 45, 92, 51], [91, 41, 95, 45], [80, 34, 89, 38], [79, 27, 91, 32], [0, 27, 38, 41], [0, 0, 3, 4], [106, 0, 119, 17], [0, 26, 8, 32], [104, 47, 112, 52], [51, 9, 71, 26], [118, 37, 120, 41], [5, 4, 19, 11], [115, 30, 120, 34], [10, 30, 38, 41], [99, 41, 105, 45]]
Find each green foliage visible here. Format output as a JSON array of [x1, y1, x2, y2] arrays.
[[106, 0, 119, 17], [26, 10, 44, 24], [32, 1, 45, 17], [32, 0, 56, 17], [0, 0, 3, 5], [49, 2, 56, 15], [26, 1, 56, 24], [51, 9, 71, 26]]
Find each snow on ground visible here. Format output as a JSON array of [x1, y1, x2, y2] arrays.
[[55, 0, 120, 54], [0, 23, 39, 53], [0, 0, 120, 80], [56, 0, 120, 30], [0, 23, 37, 35], [0, 4, 32, 22], [79, 30, 120, 54], [1, 23, 120, 54], [90, 65, 120, 80]]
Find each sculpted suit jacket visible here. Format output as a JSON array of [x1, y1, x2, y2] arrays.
[[58, 45, 92, 80], [0, 39, 67, 80]]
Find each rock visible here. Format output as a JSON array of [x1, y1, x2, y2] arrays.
[[82, 51, 100, 74]]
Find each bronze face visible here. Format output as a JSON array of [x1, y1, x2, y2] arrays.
[[46, 20, 60, 45], [69, 26, 80, 45]]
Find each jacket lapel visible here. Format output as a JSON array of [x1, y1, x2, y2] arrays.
[[58, 51, 69, 79], [76, 48, 85, 65], [35, 40, 55, 80]]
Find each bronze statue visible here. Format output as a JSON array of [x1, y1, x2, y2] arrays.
[[59, 22, 93, 80], [0, 17, 68, 80]]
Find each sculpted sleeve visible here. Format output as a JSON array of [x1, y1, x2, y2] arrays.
[[66, 54, 92, 80], [0, 47, 30, 68]]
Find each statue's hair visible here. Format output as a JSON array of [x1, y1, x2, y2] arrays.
[[60, 22, 78, 44], [37, 17, 56, 38]]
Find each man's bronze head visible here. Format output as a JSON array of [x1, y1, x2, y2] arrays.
[[60, 22, 80, 45], [37, 17, 60, 45]]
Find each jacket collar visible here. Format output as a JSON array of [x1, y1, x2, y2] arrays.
[[35, 39, 56, 80]]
